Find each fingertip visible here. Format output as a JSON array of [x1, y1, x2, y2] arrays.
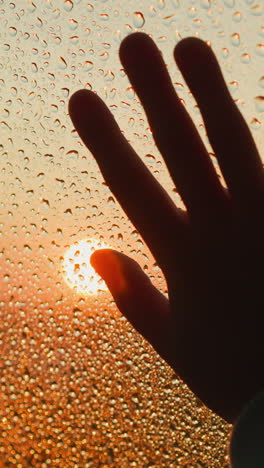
[[90, 248, 122, 279], [119, 31, 150, 53], [90, 249, 129, 296], [174, 36, 208, 56], [90, 248, 116, 272], [174, 36, 210, 70], [119, 32, 155, 67], [68, 89, 94, 118], [69, 89, 85, 110]]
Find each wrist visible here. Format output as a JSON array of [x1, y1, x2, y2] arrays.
[[229, 390, 264, 467]]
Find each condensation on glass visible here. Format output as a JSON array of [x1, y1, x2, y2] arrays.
[[0, 0, 263, 466]]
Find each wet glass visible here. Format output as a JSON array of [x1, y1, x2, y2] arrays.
[[0, 0, 263, 466]]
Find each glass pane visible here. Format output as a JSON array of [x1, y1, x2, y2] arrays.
[[0, 0, 263, 466]]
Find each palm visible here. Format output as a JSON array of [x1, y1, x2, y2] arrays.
[[167, 194, 263, 424], [69, 32, 264, 424]]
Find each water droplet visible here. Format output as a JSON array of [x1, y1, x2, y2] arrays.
[[36, 17, 43, 28], [83, 61, 94, 71], [254, 96, 264, 112], [133, 12, 145, 28], [26, 190, 34, 197], [66, 150, 79, 160], [52, 8, 61, 19], [55, 178, 65, 188], [86, 3, 94, 12], [128, 117, 135, 127], [99, 51, 109, 61], [31, 62, 38, 73], [9, 26, 17, 36], [107, 196, 116, 205], [64, 208, 73, 216], [41, 199, 50, 208], [1, 109, 10, 118], [58, 56, 67, 70], [20, 75, 28, 84], [250, 117, 262, 131], [27, 1, 37, 12], [64, 0, 73, 12], [256, 44, 264, 57], [232, 11, 242, 22], [228, 80, 239, 94], [104, 70, 115, 82], [250, 4, 263, 16], [222, 48, 229, 59], [61, 87, 70, 97], [126, 87, 135, 99], [0, 121, 11, 131], [68, 18, 78, 30], [100, 13, 109, 21], [240, 53, 251, 64], [230, 33, 240, 46]]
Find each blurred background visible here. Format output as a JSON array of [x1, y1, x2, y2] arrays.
[[0, 0, 263, 466]]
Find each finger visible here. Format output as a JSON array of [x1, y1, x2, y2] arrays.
[[69, 89, 189, 276], [90, 249, 176, 368], [174, 37, 264, 206], [119, 32, 227, 221]]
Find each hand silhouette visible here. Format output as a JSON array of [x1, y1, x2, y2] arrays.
[[69, 32, 264, 424]]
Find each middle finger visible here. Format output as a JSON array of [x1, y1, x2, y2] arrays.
[[119, 32, 227, 221]]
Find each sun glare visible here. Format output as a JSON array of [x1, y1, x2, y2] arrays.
[[62, 238, 111, 295]]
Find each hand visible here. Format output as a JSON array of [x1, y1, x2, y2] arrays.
[[69, 32, 264, 424]]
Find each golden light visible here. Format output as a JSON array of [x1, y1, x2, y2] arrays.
[[62, 238, 111, 295]]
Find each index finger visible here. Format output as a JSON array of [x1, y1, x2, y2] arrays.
[[69, 90, 189, 276]]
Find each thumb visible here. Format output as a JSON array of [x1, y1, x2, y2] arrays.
[[90, 249, 173, 364], [90, 249, 130, 298]]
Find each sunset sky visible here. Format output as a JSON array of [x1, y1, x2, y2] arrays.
[[0, 0, 263, 465]]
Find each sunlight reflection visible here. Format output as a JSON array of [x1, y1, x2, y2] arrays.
[[62, 238, 111, 295]]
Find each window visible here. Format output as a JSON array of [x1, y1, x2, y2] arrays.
[[0, 0, 263, 466]]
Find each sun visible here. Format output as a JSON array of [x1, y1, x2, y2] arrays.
[[62, 238, 111, 295]]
